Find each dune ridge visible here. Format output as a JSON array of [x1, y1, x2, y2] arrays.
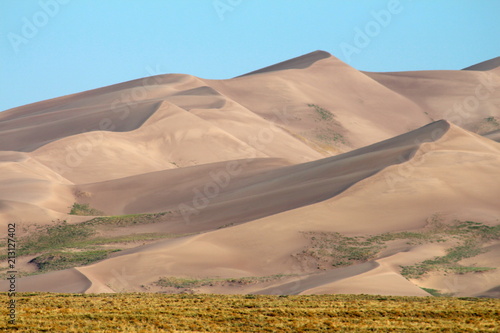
[[462, 56, 500, 71]]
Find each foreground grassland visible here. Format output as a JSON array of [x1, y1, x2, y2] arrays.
[[1, 293, 499, 332]]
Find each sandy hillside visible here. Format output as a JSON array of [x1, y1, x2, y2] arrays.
[[365, 57, 500, 134], [1, 51, 499, 297]]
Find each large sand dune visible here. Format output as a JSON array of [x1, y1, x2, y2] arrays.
[[365, 60, 500, 134], [1, 51, 499, 297]]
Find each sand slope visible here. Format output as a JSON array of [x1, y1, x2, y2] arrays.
[[1, 51, 499, 297], [6, 120, 500, 297], [365, 67, 500, 134], [77, 122, 500, 296]]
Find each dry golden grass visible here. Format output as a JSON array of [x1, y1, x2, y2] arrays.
[[1, 293, 499, 332]]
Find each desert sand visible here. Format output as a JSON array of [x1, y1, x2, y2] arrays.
[[1, 51, 499, 297]]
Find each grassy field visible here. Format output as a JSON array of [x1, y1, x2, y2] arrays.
[[1, 293, 499, 332]]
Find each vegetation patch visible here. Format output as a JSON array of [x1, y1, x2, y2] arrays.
[[1, 217, 176, 260], [315, 128, 345, 145], [420, 287, 453, 297], [69, 203, 104, 216], [308, 103, 334, 121], [298, 219, 500, 277], [0, 212, 182, 276], [400, 221, 499, 279], [28, 250, 118, 272], [297, 229, 442, 269], [401, 238, 496, 279], [484, 116, 499, 126], [84, 212, 171, 227], [16, 221, 96, 256], [296, 232, 383, 269], [155, 274, 291, 289], [72, 233, 183, 247], [367, 231, 443, 245], [449, 266, 496, 274], [478, 116, 500, 134]]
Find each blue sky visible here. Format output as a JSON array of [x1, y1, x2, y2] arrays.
[[1, 0, 499, 112]]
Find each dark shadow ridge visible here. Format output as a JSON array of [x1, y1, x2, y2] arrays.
[[236, 50, 332, 77]]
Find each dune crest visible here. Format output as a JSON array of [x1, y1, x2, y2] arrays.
[[462, 56, 500, 71], [238, 50, 333, 77]]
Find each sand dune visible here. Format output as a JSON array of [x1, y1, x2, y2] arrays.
[[1, 51, 499, 297], [365, 69, 500, 133], [7, 120, 500, 297], [8, 269, 91, 293], [484, 129, 500, 142], [209, 52, 432, 151], [463, 56, 500, 71], [238, 50, 332, 77], [72, 122, 500, 296], [78, 121, 448, 220]]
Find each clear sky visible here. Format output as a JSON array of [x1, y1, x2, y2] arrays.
[[1, 0, 499, 112]]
